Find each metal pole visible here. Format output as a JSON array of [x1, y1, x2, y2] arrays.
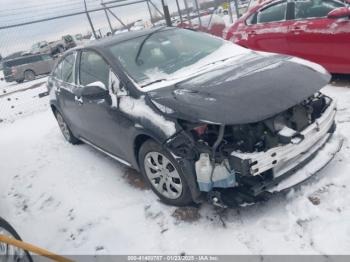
[[233, 0, 240, 19], [227, 1, 233, 23], [149, 0, 165, 18], [83, 0, 98, 39], [146, 0, 154, 24], [194, 0, 201, 27], [161, 0, 172, 26], [183, 0, 192, 27], [107, 9, 127, 28], [101, 1, 113, 32], [175, 0, 183, 24]]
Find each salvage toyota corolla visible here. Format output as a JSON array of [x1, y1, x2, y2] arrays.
[[48, 27, 342, 207]]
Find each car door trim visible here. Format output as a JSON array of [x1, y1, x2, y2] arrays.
[[79, 137, 132, 167]]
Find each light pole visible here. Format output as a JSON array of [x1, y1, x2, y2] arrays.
[[83, 0, 98, 39], [161, 0, 172, 26]]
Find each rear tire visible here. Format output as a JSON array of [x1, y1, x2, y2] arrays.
[[54, 111, 80, 144], [24, 70, 35, 82], [0, 217, 33, 262], [138, 140, 193, 206]]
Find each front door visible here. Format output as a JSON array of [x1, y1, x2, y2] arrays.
[[77, 50, 128, 160], [244, 0, 292, 54]]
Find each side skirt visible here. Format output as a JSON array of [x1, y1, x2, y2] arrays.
[[79, 137, 132, 167]]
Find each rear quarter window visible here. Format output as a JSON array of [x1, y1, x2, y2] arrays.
[[52, 59, 63, 80], [294, 0, 345, 19]]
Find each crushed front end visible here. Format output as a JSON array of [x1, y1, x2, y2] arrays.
[[166, 93, 342, 207]]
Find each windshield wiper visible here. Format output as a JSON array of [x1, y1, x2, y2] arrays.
[[135, 27, 165, 65], [140, 79, 167, 88], [198, 56, 237, 70]]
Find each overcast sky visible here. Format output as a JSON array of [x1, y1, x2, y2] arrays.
[[0, 0, 209, 56]]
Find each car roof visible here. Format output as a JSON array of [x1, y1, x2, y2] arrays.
[[84, 27, 175, 49]]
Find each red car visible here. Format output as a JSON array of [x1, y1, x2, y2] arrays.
[[178, 14, 227, 38], [225, 0, 350, 74]]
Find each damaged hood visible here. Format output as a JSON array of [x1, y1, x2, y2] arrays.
[[147, 53, 331, 125]]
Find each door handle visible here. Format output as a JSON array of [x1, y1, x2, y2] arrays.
[[248, 30, 257, 36], [74, 96, 83, 105], [291, 26, 303, 32]]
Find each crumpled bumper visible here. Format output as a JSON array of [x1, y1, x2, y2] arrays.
[[195, 99, 342, 198], [266, 133, 343, 193], [229, 99, 342, 196]]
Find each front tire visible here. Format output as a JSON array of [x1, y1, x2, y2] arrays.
[[139, 140, 193, 206], [55, 111, 80, 144]]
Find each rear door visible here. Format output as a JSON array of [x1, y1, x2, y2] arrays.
[[53, 52, 83, 135], [243, 0, 293, 53], [286, 0, 349, 73]]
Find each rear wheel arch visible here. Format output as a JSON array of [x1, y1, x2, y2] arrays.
[[24, 69, 35, 75], [53, 107, 80, 144], [24, 69, 36, 81], [50, 104, 59, 116]]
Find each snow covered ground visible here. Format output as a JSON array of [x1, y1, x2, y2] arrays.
[[0, 76, 350, 256], [0, 77, 48, 123]]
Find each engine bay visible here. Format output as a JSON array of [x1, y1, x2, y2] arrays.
[[184, 92, 331, 156]]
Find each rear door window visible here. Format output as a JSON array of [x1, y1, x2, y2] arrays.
[[61, 53, 76, 83], [53, 61, 63, 80], [294, 0, 345, 19], [257, 2, 287, 23], [24, 56, 41, 64]]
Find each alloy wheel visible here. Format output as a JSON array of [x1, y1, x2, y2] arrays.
[[0, 227, 27, 261], [24, 71, 35, 81], [144, 152, 183, 199], [56, 113, 70, 141]]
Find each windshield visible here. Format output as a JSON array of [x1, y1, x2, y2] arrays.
[[108, 28, 225, 87]]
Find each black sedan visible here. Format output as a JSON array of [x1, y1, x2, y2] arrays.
[[48, 27, 340, 207]]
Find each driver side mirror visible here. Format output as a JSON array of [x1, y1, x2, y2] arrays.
[[81, 81, 108, 99], [327, 7, 350, 19]]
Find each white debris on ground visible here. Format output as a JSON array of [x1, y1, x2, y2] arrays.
[[0, 77, 350, 255]]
